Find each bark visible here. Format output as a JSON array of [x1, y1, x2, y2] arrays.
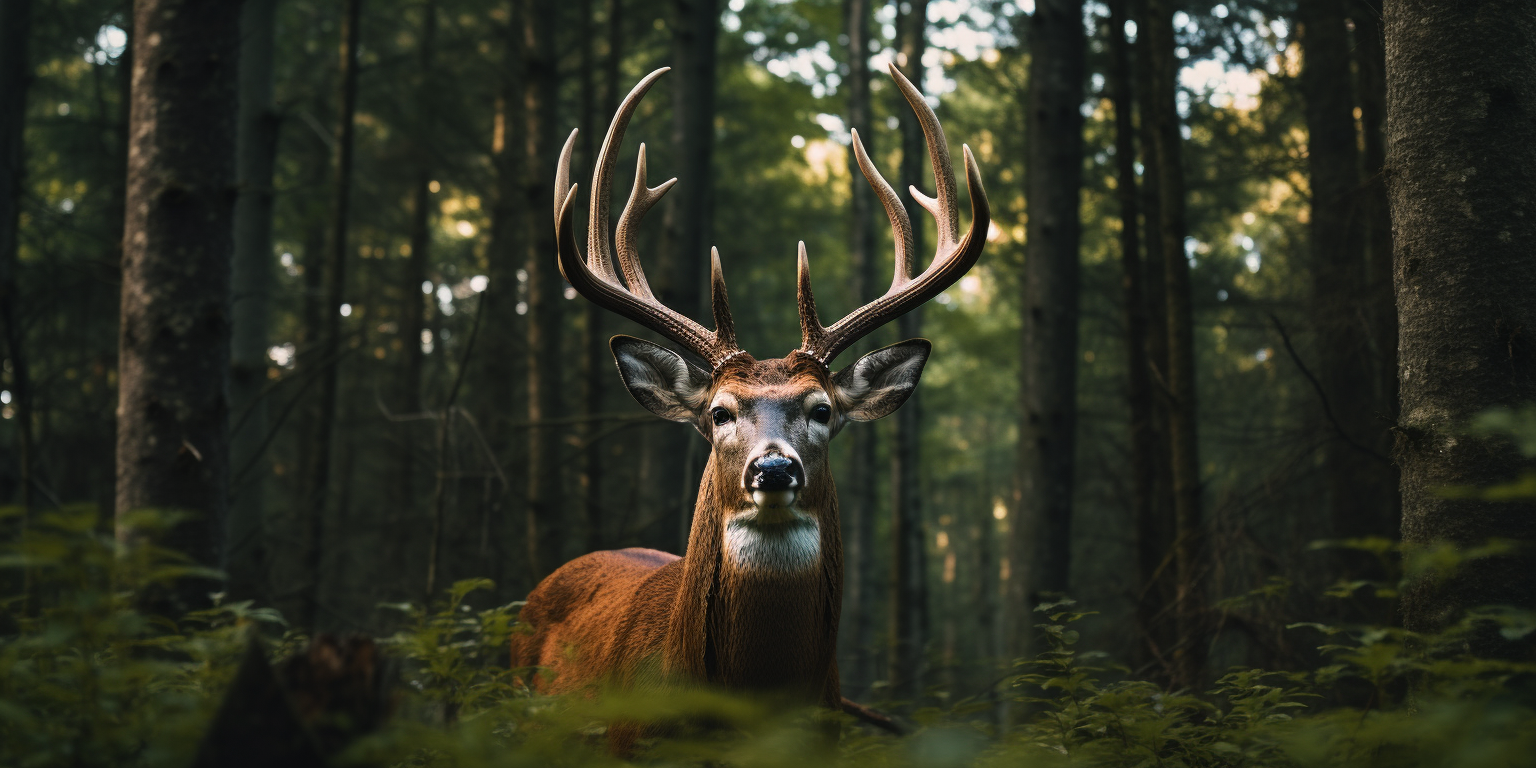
[[228, 0, 279, 603], [398, 0, 437, 526], [889, 0, 929, 703], [1388, 0, 1536, 657], [641, 0, 719, 554], [1108, 0, 1171, 676], [301, 0, 362, 626], [116, 0, 243, 611], [0, 0, 33, 516], [524, 0, 563, 581], [1015, 0, 1084, 653], [840, 0, 880, 700], [1141, 0, 1204, 687]]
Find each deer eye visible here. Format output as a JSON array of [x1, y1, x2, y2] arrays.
[[809, 404, 832, 424], [711, 406, 733, 426]]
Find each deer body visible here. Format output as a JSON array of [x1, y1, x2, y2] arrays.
[[511, 64, 989, 728]]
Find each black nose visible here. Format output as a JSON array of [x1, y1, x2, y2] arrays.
[[748, 453, 801, 491]]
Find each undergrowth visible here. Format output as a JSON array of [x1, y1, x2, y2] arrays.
[[2, 504, 1534, 767]]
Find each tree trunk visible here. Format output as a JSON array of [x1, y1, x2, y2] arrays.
[[840, 0, 879, 701], [1107, 0, 1171, 677], [1015, 0, 1084, 653], [640, 0, 719, 555], [1298, 0, 1397, 604], [479, 4, 526, 599], [228, 0, 279, 603], [1388, 0, 1536, 657], [524, 0, 563, 582], [889, 0, 929, 703], [1142, 0, 1204, 687], [1349, 0, 1400, 545], [301, 0, 362, 627], [0, 0, 33, 518], [116, 0, 243, 613], [580, 0, 622, 554], [398, 0, 436, 518]]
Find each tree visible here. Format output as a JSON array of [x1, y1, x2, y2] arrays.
[[523, 0, 563, 581], [396, 0, 437, 541], [1388, 0, 1536, 657], [1297, 0, 1396, 591], [889, 0, 930, 703], [228, 0, 280, 602], [300, 0, 363, 626], [638, 0, 722, 556], [1105, 0, 1170, 676], [840, 0, 880, 700], [1140, 0, 1204, 686], [1014, 0, 1084, 642], [0, 0, 33, 516], [116, 0, 244, 611]]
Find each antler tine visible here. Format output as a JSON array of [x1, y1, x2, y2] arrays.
[[796, 67, 991, 366], [889, 62, 960, 257], [614, 143, 676, 301], [850, 128, 916, 288], [555, 67, 742, 369], [586, 67, 670, 283]]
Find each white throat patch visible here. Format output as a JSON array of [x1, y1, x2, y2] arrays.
[[724, 516, 820, 573]]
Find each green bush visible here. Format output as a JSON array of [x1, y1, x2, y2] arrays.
[[4, 507, 1535, 767]]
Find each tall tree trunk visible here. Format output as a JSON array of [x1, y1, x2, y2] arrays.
[[301, 0, 362, 627], [1107, 0, 1169, 676], [0, 0, 33, 518], [1141, 0, 1204, 687], [840, 0, 879, 701], [228, 0, 279, 602], [399, 0, 436, 528], [1298, 0, 1396, 602], [1388, 0, 1536, 657], [1349, 0, 1400, 545], [116, 0, 243, 613], [1130, 0, 1177, 683], [889, 0, 929, 703], [1014, 0, 1084, 653], [642, 0, 719, 555], [524, 0, 563, 582], [480, 4, 525, 599], [577, 0, 620, 552]]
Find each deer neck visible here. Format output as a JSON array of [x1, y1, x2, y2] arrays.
[[670, 452, 843, 697]]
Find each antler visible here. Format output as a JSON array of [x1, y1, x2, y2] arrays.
[[796, 63, 991, 366], [555, 68, 741, 369]]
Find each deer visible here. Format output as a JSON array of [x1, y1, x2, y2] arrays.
[[510, 63, 989, 745]]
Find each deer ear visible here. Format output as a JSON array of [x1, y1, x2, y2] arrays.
[[611, 335, 713, 422], [831, 338, 931, 422]]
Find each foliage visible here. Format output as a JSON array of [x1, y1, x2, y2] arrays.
[[3, 516, 1534, 767], [0, 506, 286, 768]]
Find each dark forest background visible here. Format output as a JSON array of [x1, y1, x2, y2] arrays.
[[3, 0, 1535, 726]]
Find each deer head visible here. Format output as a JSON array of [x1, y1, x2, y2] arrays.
[[547, 64, 988, 696]]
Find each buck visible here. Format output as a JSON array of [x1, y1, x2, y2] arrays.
[[511, 64, 989, 738]]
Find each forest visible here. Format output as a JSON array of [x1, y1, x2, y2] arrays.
[[2, 0, 1536, 765]]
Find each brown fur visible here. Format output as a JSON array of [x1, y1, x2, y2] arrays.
[[510, 355, 844, 713]]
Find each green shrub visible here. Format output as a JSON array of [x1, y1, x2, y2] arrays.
[[4, 507, 1535, 767]]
